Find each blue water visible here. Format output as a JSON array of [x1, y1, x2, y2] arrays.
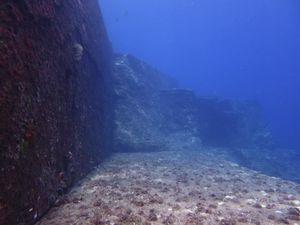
[[99, 0, 300, 150]]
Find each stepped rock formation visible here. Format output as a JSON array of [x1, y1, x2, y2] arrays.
[[0, 1, 113, 224], [0, 1, 276, 224], [112, 55, 300, 183], [112, 54, 272, 152]]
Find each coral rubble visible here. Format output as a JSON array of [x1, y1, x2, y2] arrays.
[[36, 151, 300, 225]]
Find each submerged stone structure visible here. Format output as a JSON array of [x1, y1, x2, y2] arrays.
[[112, 54, 272, 153], [0, 1, 275, 224], [0, 1, 113, 224]]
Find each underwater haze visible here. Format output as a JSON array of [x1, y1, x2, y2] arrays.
[[4, 1, 300, 224], [99, 0, 300, 150]]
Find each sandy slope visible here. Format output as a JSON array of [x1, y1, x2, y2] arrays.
[[37, 150, 300, 225]]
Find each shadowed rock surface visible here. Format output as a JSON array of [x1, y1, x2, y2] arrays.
[[0, 1, 113, 224], [196, 97, 273, 148]]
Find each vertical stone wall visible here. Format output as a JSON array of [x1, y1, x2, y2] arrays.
[[0, 1, 113, 224]]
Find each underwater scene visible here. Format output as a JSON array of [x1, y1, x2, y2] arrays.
[[0, 0, 299, 225]]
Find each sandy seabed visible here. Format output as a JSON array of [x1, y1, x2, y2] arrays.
[[37, 150, 300, 225]]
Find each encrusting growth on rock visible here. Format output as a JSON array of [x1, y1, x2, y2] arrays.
[[73, 43, 84, 61]]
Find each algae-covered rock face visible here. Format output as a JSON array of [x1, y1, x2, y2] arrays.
[[0, 1, 113, 224], [112, 54, 272, 152], [112, 54, 201, 152]]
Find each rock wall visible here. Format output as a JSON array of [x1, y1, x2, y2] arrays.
[[112, 54, 272, 152], [196, 97, 272, 148], [0, 1, 113, 224], [112, 54, 202, 152]]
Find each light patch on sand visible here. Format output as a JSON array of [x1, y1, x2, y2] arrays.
[[260, 190, 268, 196], [154, 178, 164, 183], [183, 209, 194, 213], [245, 199, 256, 204], [217, 216, 225, 221], [229, 163, 239, 167], [290, 200, 300, 205], [199, 212, 209, 217], [90, 174, 111, 181], [86, 186, 98, 194], [224, 195, 235, 200]]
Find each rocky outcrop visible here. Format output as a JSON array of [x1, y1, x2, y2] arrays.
[[112, 54, 272, 152], [0, 1, 113, 224], [196, 97, 272, 148], [112, 54, 201, 152], [229, 148, 300, 183]]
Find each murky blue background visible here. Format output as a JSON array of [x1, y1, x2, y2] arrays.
[[99, 0, 300, 149]]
